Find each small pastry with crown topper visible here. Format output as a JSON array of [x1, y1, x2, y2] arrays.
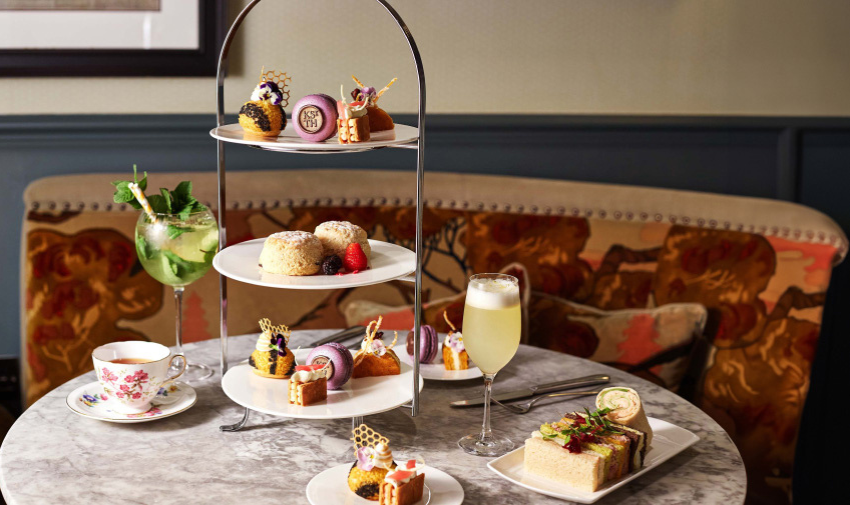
[[337, 85, 370, 144], [348, 424, 425, 503], [248, 318, 296, 379], [353, 316, 401, 378], [288, 364, 328, 406], [351, 76, 397, 133], [238, 68, 291, 137], [442, 311, 469, 370]]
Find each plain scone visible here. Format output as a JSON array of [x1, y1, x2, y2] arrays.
[[314, 221, 371, 261], [259, 231, 323, 276], [523, 437, 605, 492]]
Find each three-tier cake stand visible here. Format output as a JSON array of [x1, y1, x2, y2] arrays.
[[209, 0, 426, 431]]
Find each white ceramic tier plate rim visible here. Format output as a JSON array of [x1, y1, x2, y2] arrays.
[[397, 335, 483, 381], [213, 238, 415, 290], [65, 381, 197, 423], [209, 123, 418, 152], [221, 348, 424, 419], [305, 463, 464, 505], [486, 417, 700, 503]]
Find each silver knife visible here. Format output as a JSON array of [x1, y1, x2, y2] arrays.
[[309, 326, 365, 346], [450, 374, 610, 408]]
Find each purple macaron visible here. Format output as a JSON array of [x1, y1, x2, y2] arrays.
[[306, 342, 353, 390], [406, 325, 439, 364], [292, 94, 339, 142]]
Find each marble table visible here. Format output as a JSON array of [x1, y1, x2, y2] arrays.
[[0, 331, 746, 505]]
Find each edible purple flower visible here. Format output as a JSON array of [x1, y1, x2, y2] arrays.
[[356, 446, 376, 471], [446, 332, 465, 352]]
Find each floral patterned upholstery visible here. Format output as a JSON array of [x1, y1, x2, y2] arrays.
[[22, 170, 847, 504]]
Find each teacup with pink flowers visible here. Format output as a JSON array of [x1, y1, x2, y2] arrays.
[[92, 341, 186, 414]]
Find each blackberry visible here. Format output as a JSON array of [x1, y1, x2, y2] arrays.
[[321, 255, 342, 275]]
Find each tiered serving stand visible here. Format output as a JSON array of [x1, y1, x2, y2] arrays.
[[210, 0, 426, 431]]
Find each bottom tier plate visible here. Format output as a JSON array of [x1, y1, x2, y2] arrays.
[[306, 463, 464, 505], [221, 348, 424, 419]]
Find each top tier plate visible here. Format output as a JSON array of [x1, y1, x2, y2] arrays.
[[209, 123, 418, 153]]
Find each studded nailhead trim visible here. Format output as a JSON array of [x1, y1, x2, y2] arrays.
[[28, 198, 847, 255]]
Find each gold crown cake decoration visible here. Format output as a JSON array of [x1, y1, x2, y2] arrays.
[[257, 66, 292, 108], [259, 317, 291, 345], [351, 423, 389, 454]]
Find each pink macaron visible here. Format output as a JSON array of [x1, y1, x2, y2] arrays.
[[306, 342, 353, 390], [406, 325, 439, 364], [292, 94, 339, 142]]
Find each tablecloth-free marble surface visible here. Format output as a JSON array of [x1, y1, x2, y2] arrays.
[[0, 331, 746, 505]]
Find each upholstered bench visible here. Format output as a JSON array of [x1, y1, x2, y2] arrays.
[[22, 169, 846, 503]]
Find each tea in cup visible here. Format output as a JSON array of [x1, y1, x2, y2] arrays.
[[92, 341, 186, 414]]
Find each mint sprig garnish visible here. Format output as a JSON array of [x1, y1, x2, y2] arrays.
[[112, 165, 208, 220]]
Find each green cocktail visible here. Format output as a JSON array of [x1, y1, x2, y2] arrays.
[[135, 212, 218, 287], [113, 167, 219, 383]]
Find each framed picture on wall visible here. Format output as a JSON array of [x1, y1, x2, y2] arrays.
[[0, 0, 226, 77]]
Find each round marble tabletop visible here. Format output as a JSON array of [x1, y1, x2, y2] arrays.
[[0, 331, 746, 505]]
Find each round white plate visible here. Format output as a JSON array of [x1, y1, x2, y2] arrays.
[[209, 123, 418, 153], [65, 381, 196, 423], [213, 238, 415, 290], [221, 348, 424, 419], [306, 463, 463, 505], [397, 335, 482, 381]]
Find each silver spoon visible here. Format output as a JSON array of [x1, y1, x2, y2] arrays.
[[492, 391, 600, 414]]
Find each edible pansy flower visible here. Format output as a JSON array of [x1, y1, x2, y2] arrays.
[[251, 81, 283, 105], [356, 446, 377, 471], [445, 332, 465, 353]]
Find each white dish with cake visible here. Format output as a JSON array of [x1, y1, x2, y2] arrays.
[[397, 336, 482, 381], [221, 348, 423, 419]]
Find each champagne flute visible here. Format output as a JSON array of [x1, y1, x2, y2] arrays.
[[457, 273, 521, 456], [135, 210, 219, 382]]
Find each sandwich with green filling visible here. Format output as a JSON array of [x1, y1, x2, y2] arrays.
[[524, 407, 649, 492]]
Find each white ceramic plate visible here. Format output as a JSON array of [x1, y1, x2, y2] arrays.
[[306, 463, 463, 505], [397, 335, 482, 381], [487, 417, 699, 503], [221, 348, 424, 419], [65, 381, 196, 423], [213, 238, 415, 290], [209, 123, 418, 153]]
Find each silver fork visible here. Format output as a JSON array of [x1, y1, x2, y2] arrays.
[[492, 391, 600, 414]]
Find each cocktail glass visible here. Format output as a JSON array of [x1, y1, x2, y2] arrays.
[[457, 273, 521, 456], [135, 210, 218, 382]]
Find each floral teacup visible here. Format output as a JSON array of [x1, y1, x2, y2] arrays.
[[92, 341, 186, 414]]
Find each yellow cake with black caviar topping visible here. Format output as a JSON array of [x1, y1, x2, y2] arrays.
[[248, 318, 295, 379], [349, 425, 398, 501], [238, 69, 291, 137], [348, 460, 396, 500]]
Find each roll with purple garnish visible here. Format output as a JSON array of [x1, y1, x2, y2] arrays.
[[306, 342, 353, 390], [406, 325, 438, 364]]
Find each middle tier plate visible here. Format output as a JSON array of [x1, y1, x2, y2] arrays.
[[222, 348, 424, 419], [213, 238, 415, 289]]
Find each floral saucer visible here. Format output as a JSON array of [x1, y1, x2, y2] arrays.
[[65, 381, 196, 423]]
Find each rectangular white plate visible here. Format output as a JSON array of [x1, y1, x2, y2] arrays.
[[487, 417, 699, 503]]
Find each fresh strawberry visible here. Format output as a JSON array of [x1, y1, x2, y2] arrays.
[[295, 364, 325, 372], [343, 243, 368, 272]]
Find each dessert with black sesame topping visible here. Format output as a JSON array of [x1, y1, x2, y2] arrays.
[[238, 68, 291, 137], [248, 318, 296, 379]]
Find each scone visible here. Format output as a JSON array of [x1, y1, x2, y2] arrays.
[[259, 231, 323, 276], [314, 221, 371, 261]]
